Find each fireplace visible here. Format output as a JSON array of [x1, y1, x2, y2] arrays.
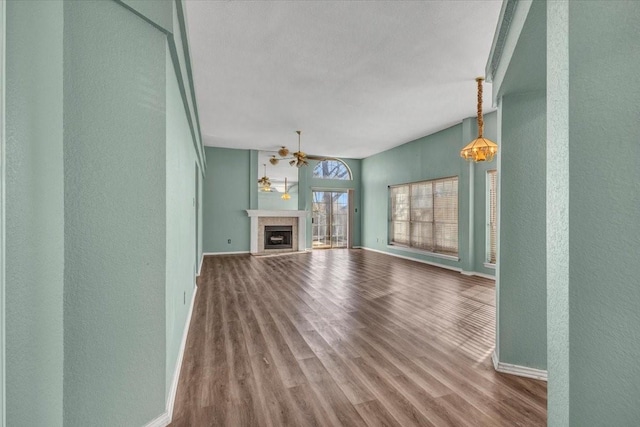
[[246, 210, 307, 254], [264, 226, 293, 250]]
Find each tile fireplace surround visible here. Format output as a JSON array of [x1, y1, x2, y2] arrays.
[[246, 210, 308, 255]]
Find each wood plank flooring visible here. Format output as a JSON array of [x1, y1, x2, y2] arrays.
[[169, 249, 546, 426]]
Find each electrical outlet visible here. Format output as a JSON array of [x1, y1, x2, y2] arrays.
[[228, 239, 231, 244], [183, 291, 186, 305], [376, 237, 379, 242]]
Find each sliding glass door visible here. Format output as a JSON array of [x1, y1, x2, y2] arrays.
[[312, 191, 348, 249]]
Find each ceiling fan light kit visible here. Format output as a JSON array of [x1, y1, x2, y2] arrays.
[[257, 163, 272, 192], [281, 177, 291, 200], [270, 130, 310, 168], [460, 77, 498, 163], [278, 146, 290, 157]]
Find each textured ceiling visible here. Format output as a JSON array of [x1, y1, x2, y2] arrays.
[[185, 1, 502, 159]]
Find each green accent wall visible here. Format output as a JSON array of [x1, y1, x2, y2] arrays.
[[166, 43, 199, 399], [63, 1, 166, 425], [491, 0, 547, 374], [567, 2, 640, 425], [5, 1, 64, 425], [361, 113, 497, 274], [493, 1, 640, 424], [546, 2, 570, 422], [203, 147, 252, 253], [499, 91, 547, 369], [472, 115, 499, 276], [298, 158, 362, 249], [4, 1, 204, 425], [259, 191, 300, 211]]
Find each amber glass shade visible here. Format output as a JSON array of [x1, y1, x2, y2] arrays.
[[461, 77, 498, 163], [460, 137, 498, 162]]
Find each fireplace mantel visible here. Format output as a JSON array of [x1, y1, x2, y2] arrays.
[[246, 210, 308, 254]]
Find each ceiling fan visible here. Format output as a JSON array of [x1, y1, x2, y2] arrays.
[[269, 130, 331, 168]]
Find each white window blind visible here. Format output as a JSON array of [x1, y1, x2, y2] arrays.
[[389, 177, 458, 256], [487, 170, 498, 264]]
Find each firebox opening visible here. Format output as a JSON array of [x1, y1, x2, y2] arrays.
[[264, 225, 293, 250]]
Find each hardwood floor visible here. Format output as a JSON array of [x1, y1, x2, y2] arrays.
[[169, 249, 546, 426]]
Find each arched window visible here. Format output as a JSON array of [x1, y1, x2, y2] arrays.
[[312, 159, 352, 180]]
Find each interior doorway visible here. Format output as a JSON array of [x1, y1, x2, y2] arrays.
[[312, 190, 349, 249]]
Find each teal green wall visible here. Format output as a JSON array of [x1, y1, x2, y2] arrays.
[[494, 1, 640, 423], [299, 158, 362, 249], [203, 147, 252, 253], [5, 1, 64, 425], [567, 2, 640, 425], [63, 1, 166, 425], [4, 1, 204, 425], [259, 190, 299, 211], [492, 0, 547, 373], [472, 116, 498, 276], [203, 150, 361, 251], [546, 2, 570, 422], [198, 169, 204, 266], [499, 91, 547, 370], [361, 114, 496, 274], [165, 43, 198, 398]]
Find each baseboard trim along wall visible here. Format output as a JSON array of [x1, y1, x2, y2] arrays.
[[461, 270, 496, 280], [360, 247, 495, 281], [360, 246, 463, 273], [202, 251, 250, 256], [197, 254, 204, 277], [144, 284, 199, 427], [492, 350, 548, 381], [144, 412, 170, 427]]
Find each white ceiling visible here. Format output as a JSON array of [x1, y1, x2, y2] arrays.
[[185, 1, 502, 160]]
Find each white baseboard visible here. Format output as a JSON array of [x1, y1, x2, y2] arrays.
[[492, 350, 547, 381], [461, 270, 495, 280], [144, 412, 170, 427], [144, 284, 199, 427], [167, 285, 198, 419], [360, 246, 462, 274], [197, 254, 204, 277], [203, 251, 250, 256]]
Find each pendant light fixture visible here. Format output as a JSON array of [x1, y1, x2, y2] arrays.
[[281, 177, 291, 200], [460, 77, 498, 162], [257, 164, 271, 192]]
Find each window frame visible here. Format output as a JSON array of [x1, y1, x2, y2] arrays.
[[388, 176, 459, 258], [486, 169, 498, 266], [312, 159, 352, 180]]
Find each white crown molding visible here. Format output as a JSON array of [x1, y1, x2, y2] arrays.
[[485, 0, 533, 106]]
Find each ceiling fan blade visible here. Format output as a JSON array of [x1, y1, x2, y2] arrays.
[[305, 154, 337, 161]]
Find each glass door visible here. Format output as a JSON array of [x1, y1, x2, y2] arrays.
[[312, 191, 349, 249]]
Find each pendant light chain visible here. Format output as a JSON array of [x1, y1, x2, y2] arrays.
[[477, 77, 484, 138], [460, 76, 498, 162]]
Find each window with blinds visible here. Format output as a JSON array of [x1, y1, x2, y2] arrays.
[[487, 170, 498, 264], [389, 177, 458, 256]]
